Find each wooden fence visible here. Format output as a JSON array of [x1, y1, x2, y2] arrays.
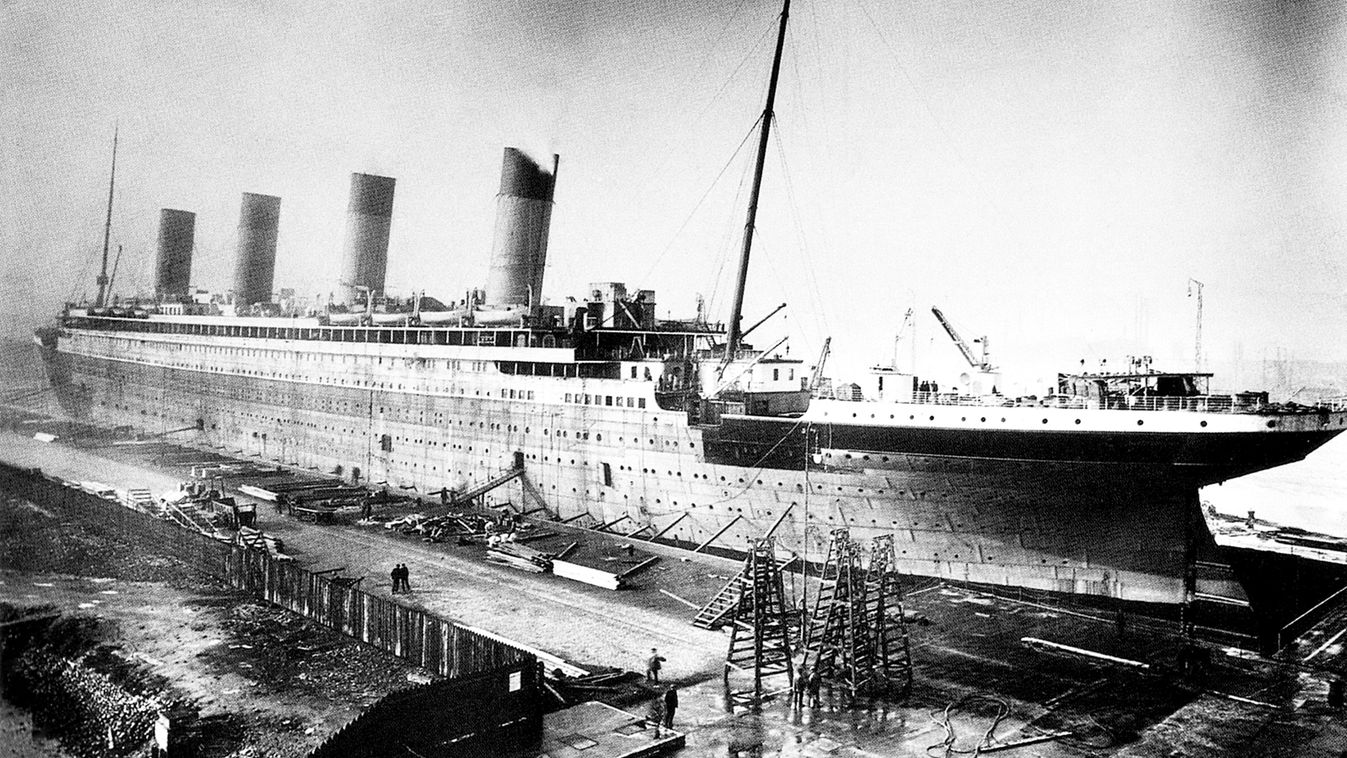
[[0, 462, 534, 680]]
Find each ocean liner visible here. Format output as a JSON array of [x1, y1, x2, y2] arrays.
[[35, 1, 1346, 615]]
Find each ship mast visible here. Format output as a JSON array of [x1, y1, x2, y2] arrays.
[[724, 0, 790, 361], [95, 126, 119, 308]]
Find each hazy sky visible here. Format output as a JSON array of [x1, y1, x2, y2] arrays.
[[2, 0, 1344, 390]]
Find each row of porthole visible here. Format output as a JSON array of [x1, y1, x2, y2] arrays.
[[826, 409, 1251, 430]]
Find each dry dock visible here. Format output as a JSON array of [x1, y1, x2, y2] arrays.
[[2, 409, 1346, 757]]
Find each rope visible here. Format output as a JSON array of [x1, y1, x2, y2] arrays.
[[636, 117, 763, 290], [926, 695, 1012, 757]]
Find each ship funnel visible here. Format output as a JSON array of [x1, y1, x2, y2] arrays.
[[484, 148, 558, 308], [233, 192, 281, 307], [339, 172, 396, 303], [154, 208, 195, 299]]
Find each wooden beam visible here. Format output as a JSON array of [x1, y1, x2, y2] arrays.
[[659, 589, 702, 610], [694, 515, 741, 553], [556, 541, 579, 559], [615, 555, 660, 580], [651, 512, 687, 540], [760, 503, 793, 540], [595, 514, 629, 533]]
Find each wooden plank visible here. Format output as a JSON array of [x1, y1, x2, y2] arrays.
[[552, 559, 622, 591], [694, 515, 741, 553], [615, 555, 660, 580]]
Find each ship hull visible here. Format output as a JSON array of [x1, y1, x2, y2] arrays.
[[37, 328, 1344, 610]]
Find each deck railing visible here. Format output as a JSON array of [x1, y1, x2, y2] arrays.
[[824, 391, 1309, 415]]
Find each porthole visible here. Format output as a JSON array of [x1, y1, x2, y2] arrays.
[[1137, 420, 1144, 426], [1200, 421, 1208, 428]]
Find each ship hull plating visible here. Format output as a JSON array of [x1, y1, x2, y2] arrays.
[[39, 332, 1339, 609]]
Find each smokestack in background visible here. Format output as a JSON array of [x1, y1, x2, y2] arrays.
[[154, 209, 195, 299], [233, 192, 281, 307], [339, 172, 396, 303], [484, 148, 558, 307]]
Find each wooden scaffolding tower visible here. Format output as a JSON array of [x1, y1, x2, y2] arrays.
[[800, 528, 873, 695], [801, 529, 913, 699], [724, 537, 795, 708], [864, 535, 913, 697]]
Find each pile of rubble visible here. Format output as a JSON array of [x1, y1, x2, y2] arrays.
[[0, 612, 166, 758], [208, 601, 427, 704]]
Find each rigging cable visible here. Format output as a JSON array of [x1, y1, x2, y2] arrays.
[[770, 113, 832, 339], [636, 116, 763, 290], [704, 137, 759, 319]]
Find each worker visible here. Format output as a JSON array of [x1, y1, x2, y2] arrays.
[[792, 666, 809, 710], [400, 564, 412, 593], [390, 564, 400, 594], [806, 667, 821, 708], [662, 686, 678, 728], [646, 648, 666, 683]]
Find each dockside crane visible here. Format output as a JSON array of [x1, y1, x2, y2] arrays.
[[930, 306, 994, 372], [808, 337, 831, 393]]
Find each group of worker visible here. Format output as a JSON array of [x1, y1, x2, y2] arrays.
[[643, 646, 827, 736], [644, 648, 678, 735], [390, 563, 412, 593]]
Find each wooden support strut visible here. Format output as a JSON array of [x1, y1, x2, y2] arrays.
[[615, 556, 660, 581], [651, 512, 688, 540], [694, 515, 742, 553], [760, 503, 793, 540], [595, 514, 629, 533]]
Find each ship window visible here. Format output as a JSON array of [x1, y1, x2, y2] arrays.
[[605, 396, 613, 406], [631, 366, 638, 378], [638, 398, 646, 409]]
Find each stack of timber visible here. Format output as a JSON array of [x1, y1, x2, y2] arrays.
[[486, 541, 553, 573]]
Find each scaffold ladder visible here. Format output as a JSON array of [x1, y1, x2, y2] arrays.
[[864, 535, 913, 697], [800, 528, 874, 696], [724, 537, 795, 707]]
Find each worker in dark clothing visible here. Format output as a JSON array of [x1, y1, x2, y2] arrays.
[[806, 667, 821, 707], [662, 686, 678, 728], [401, 563, 412, 593], [646, 648, 666, 683], [792, 666, 809, 710], [390, 564, 401, 594]]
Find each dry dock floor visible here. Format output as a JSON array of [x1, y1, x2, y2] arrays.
[[2, 418, 1346, 757]]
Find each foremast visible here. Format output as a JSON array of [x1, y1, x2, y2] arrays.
[[724, 0, 790, 361]]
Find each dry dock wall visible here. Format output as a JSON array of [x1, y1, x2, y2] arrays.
[[0, 462, 544, 754]]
